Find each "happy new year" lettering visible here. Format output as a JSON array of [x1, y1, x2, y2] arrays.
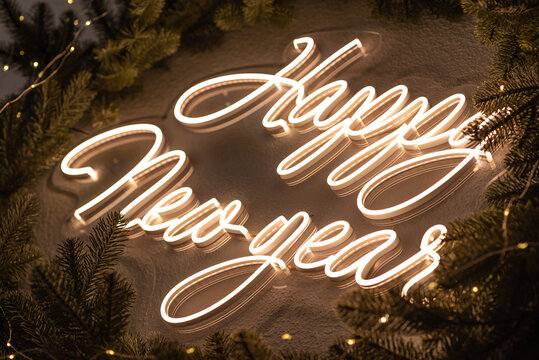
[[61, 36, 493, 328]]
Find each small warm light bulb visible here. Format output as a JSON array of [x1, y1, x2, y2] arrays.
[[19, 50, 25, 56], [3, 64, 8, 71], [499, 84, 504, 91], [517, 242, 529, 249], [186, 347, 195, 354], [428, 281, 438, 290], [6, 341, 11, 347], [70, 46, 75, 52], [346, 338, 355, 346], [472, 286, 478, 293], [105, 349, 115, 355], [68, 0, 74, 4], [73, 19, 79, 26], [85, 20, 91, 26], [16, 112, 21, 119], [504, 208, 510, 217], [281, 333, 292, 340], [8, 354, 15, 360], [19, 15, 24, 22], [379, 314, 389, 323], [32, 61, 38, 68]]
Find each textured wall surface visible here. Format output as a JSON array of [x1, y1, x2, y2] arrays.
[[33, 0, 497, 352]]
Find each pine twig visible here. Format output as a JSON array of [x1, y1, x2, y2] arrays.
[[0, 11, 108, 116], [501, 159, 539, 259]]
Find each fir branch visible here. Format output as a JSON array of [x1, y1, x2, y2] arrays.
[[129, 0, 165, 29], [90, 272, 135, 346], [0, 8, 106, 116], [328, 336, 407, 360], [472, 67, 539, 114], [242, 0, 275, 25], [0, 191, 41, 290], [83, 212, 128, 299], [30, 264, 96, 341], [439, 198, 538, 287], [279, 350, 320, 360], [1, 291, 63, 358], [55, 238, 88, 296], [229, 329, 275, 360], [204, 330, 231, 360], [0, 71, 96, 196], [214, 2, 244, 31]]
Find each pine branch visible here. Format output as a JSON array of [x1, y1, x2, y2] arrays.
[[473, 66, 539, 114], [90, 272, 135, 346], [242, 0, 275, 25], [83, 212, 128, 299], [0, 191, 41, 290], [30, 264, 95, 341], [145, 335, 203, 359], [229, 329, 275, 360], [93, 0, 180, 94], [1, 291, 64, 358], [79, 0, 123, 41], [328, 337, 407, 360], [129, 0, 165, 29], [279, 350, 320, 360], [465, 93, 538, 152], [0, 71, 96, 196], [55, 237, 88, 296], [439, 199, 538, 286], [214, 2, 244, 31], [485, 168, 539, 208], [204, 330, 232, 360]]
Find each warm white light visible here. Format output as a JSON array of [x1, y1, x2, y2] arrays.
[[357, 149, 481, 220], [61, 124, 169, 224], [174, 37, 367, 136], [399, 94, 466, 151], [294, 220, 352, 271], [161, 255, 287, 325], [61, 36, 496, 330], [174, 37, 317, 134]]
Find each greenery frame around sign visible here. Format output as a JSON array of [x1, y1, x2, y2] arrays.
[[0, 0, 537, 359]]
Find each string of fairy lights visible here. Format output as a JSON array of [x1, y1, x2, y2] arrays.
[[1, 1, 536, 359], [0, 0, 107, 116], [2, 0, 80, 73]]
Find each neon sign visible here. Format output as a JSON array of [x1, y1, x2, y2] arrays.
[[60, 36, 493, 329]]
